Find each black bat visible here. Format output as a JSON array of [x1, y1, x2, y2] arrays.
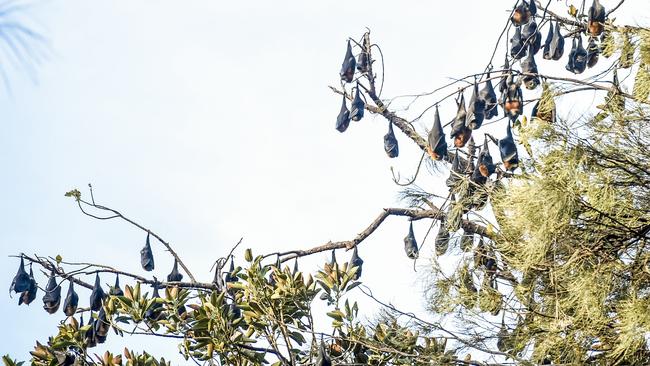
[[450, 92, 472, 148], [586, 37, 600, 68], [144, 283, 164, 321], [479, 75, 499, 120], [427, 106, 448, 160], [335, 94, 351, 133], [522, 21, 541, 55], [339, 40, 356, 83], [42, 272, 61, 314], [19, 267, 38, 306], [349, 247, 364, 280], [511, 1, 531, 26], [549, 21, 565, 61], [141, 232, 155, 271], [63, 281, 79, 316], [435, 225, 450, 257], [466, 80, 486, 130], [446, 151, 463, 188], [499, 122, 519, 172], [588, 0, 606, 37], [404, 221, 419, 259], [110, 275, 124, 296], [510, 26, 527, 60], [501, 74, 523, 119], [566, 36, 588, 74], [350, 85, 365, 122], [357, 37, 370, 73], [95, 306, 110, 340], [383, 122, 399, 158], [476, 139, 496, 178], [167, 259, 183, 282], [10, 257, 30, 294], [85, 314, 97, 348], [89, 273, 105, 312], [225, 257, 238, 283], [498, 57, 510, 93], [521, 51, 540, 90], [316, 340, 332, 366]]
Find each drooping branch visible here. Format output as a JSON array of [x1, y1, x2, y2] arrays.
[[69, 188, 197, 283], [275, 206, 492, 263]]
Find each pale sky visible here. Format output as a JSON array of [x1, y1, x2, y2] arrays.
[[2, 0, 648, 362]]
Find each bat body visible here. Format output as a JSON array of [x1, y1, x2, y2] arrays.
[[521, 52, 540, 90], [10, 257, 30, 294], [427, 106, 448, 160], [349, 247, 363, 280], [450, 93, 472, 147], [499, 123, 519, 172], [350, 86, 365, 122], [588, 0, 606, 37], [63, 281, 79, 316], [110, 275, 124, 296], [479, 76, 499, 120], [466, 81, 486, 130], [89, 274, 105, 312], [167, 259, 183, 282], [335, 94, 351, 133], [18, 268, 38, 305], [42, 273, 61, 314], [141, 232, 155, 271], [404, 222, 419, 259], [384, 122, 399, 158], [510, 26, 527, 59], [566, 36, 588, 74], [587, 37, 600, 68], [340, 40, 356, 83]]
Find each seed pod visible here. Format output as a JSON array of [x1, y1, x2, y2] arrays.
[[521, 52, 540, 90], [586, 37, 600, 68], [349, 247, 364, 280], [427, 106, 447, 160], [339, 40, 356, 83], [42, 272, 61, 314], [19, 267, 38, 306], [450, 93, 472, 148], [63, 281, 79, 316], [141, 232, 155, 271], [335, 94, 351, 133], [110, 275, 124, 296], [466, 81, 486, 130], [510, 26, 526, 60], [383, 122, 399, 158], [434, 226, 450, 256], [316, 340, 332, 366], [566, 36, 588, 74], [499, 123, 519, 172], [350, 86, 365, 121], [479, 74, 499, 120], [588, 0, 606, 37], [167, 259, 183, 282], [10, 257, 30, 294], [403, 221, 419, 259], [89, 274, 105, 312]]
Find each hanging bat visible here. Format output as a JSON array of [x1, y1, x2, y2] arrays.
[[450, 92, 472, 147], [63, 281, 79, 316], [225, 257, 238, 283], [498, 56, 510, 93], [357, 37, 370, 73], [404, 221, 419, 259], [316, 340, 332, 366], [335, 94, 351, 133], [435, 225, 450, 257], [427, 106, 448, 160], [110, 275, 124, 296], [522, 21, 541, 55], [167, 259, 183, 282], [542, 21, 554, 60], [477, 139, 496, 178], [144, 283, 164, 321], [384, 122, 399, 158], [586, 37, 600, 68], [42, 272, 61, 314], [85, 314, 97, 348], [479, 75, 499, 120], [510, 26, 527, 60], [501, 74, 524, 119], [550, 21, 565, 60], [566, 36, 588, 74], [350, 85, 365, 121], [19, 267, 38, 305], [499, 122, 519, 171], [511, 1, 532, 26], [141, 232, 155, 271], [521, 51, 540, 90], [349, 247, 364, 280], [89, 273, 105, 312], [588, 0, 606, 37], [466, 80, 486, 130], [10, 257, 30, 294], [446, 151, 463, 188], [340, 40, 356, 83], [95, 306, 110, 340]]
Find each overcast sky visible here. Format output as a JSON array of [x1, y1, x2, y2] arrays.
[[2, 0, 648, 362]]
